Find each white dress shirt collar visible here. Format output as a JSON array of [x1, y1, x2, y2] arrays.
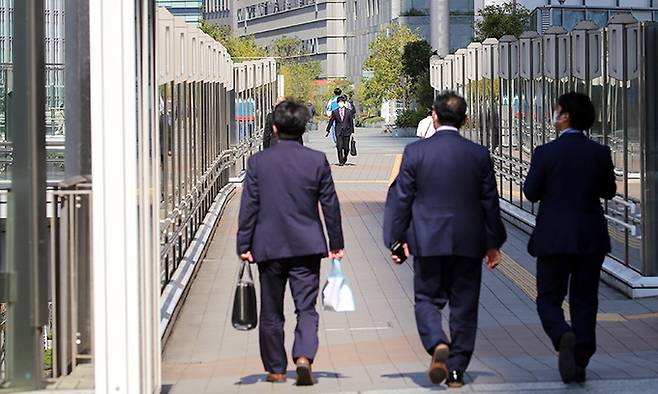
[[436, 125, 459, 133]]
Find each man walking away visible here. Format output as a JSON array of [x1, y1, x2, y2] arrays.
[[264, 96, 302, 148], [237, 100, 345, 386], [325, 88, 342, 144], [325, 96, 355, 166], [416, 109, 434, 138], [523, 92, 616, 384], [384, 91, 507, 388], [306, 101, 315, 131]]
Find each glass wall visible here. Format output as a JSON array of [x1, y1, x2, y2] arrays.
[[431, 18, 655, 275]]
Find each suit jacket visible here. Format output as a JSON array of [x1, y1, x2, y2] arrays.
[[263, 112, 274, 149], [523, 132, 616, 257], [384, 128, 507, 258], [326, 108, 355, 137], [237, 140, 344, 261]]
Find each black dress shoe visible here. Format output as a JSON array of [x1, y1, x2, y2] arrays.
[[428, 343, 449, 384], [558, 332, 578, 383], [446, 370, 464, 388]]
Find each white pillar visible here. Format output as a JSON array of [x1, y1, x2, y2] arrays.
[[431, 0, 450, 57], [277, 74, 285, 97], [89, 0, 161, 393], [391, 0, 401, 19]]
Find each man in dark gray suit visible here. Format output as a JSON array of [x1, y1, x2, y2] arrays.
[[237, 100, 344, 386], [325, 96, 355, 166], [384, 91, 507, 388], [524, 92, 616, 384]]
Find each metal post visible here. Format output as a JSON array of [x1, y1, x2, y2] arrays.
[[60, 0, 93, 374], [642, 22, 658, 275], [5, 0, 48, 390]]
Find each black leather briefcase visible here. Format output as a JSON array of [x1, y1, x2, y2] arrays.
[[350, 138, 357, 156], [231, 261, 258, 330]]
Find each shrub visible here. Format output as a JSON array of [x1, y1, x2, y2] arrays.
[[395, 109, 427, 128]]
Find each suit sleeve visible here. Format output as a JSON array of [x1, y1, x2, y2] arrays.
[[388, 145, 416, 246], [523, 146, 544, 203], [237, 156, 260, 255], [318, 156, 344, 250], [263, 113, 273, 148], [481, 152, 507, 249], [326, 111, 335, 133], [600, 145, 617, 200]]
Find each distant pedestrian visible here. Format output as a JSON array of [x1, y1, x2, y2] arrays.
[[237, 100, 345, 386], [416, 109, 434, 138], [384, 91, 506, 388], [264, 96, 303, 148], [306, 101, 315, 131], [524, 92, 616, 384], [325, 88, 342, 144], [325, 96, 355, 166]]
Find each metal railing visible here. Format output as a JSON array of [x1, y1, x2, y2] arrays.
[[430, 15, 657, 274]]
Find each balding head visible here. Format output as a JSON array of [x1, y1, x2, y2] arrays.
[[432, 91, 467, 129]]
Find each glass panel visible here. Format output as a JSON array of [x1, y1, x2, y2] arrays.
[[563, 10, 585, 31]]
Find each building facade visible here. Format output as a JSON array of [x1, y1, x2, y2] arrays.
[[204, 1, 474, 81], [477, 1, 658, 33], [156, 0, 204, 24]]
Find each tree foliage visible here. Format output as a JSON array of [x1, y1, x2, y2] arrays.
[[269, 36, 304, 62], [279, 62, 322, 103], [474, 3, 530, 41], [200, 20, 267, 59], [358, 24, 423, 113], [402, 40, 434, 110]]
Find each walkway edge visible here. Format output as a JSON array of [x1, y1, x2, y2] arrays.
[[500, 199, 658, 298], [159, 183, 236, 346]]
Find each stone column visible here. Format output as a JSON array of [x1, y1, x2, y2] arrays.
[[431, 0, 450, 56]]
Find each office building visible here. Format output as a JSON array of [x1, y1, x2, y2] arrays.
[[157, 0, 204, 24], [204, 1, 474, 81]]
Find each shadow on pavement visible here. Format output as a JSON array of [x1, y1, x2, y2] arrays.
[[235, 371, 347, 386]]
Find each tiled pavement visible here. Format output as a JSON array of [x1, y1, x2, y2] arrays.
[[162, 128, 658, 394]]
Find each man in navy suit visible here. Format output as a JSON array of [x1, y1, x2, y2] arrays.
[[384, 91, 507, 388], [325, 96, 355, 166], [524, 92, 616, 384], [237, 100, 345, 386]]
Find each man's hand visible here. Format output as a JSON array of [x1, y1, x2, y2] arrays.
[[240, 251, 254, 263], [330, 249, 344, 260], [391, 243, 410, 265], [485, 248, 501, 271]]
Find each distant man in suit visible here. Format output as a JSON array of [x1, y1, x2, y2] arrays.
[[237, 100, 345, 386], [524, 92, 616, 384], [325, 96, 355, 166], [263, 96, 302, 148], [384, 91, 507, 388]]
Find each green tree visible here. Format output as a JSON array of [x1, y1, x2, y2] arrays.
[[269, 36, 304, 62], [279, 62, 322, 102], [402, 39, 434, 110], [200, 20, 267, 59], [358, 24, 423, 113], [475, 3, 530, 41]]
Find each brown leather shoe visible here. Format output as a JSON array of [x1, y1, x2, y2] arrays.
[[265, 373, 287, 383], [295, 357, 314, 386], [428, 343, 449, 385]]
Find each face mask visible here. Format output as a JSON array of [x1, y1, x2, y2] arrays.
[[338, 102, 345, 108]]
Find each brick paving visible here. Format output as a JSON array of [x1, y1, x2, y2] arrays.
[[162, 128, 658, 393]]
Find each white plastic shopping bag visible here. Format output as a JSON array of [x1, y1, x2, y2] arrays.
[[322, 259, 355, 312]]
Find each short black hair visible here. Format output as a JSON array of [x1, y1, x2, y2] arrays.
[[272, 99, 309, 138], [337, 95, 346, 103], [426, 108, 433, 117], [557, 92, 595, 131], [433, 91, 467, 128], [333, 87, 342, 96]]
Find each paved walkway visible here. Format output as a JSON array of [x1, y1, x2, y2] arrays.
[[162, 128, 658, 394]]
